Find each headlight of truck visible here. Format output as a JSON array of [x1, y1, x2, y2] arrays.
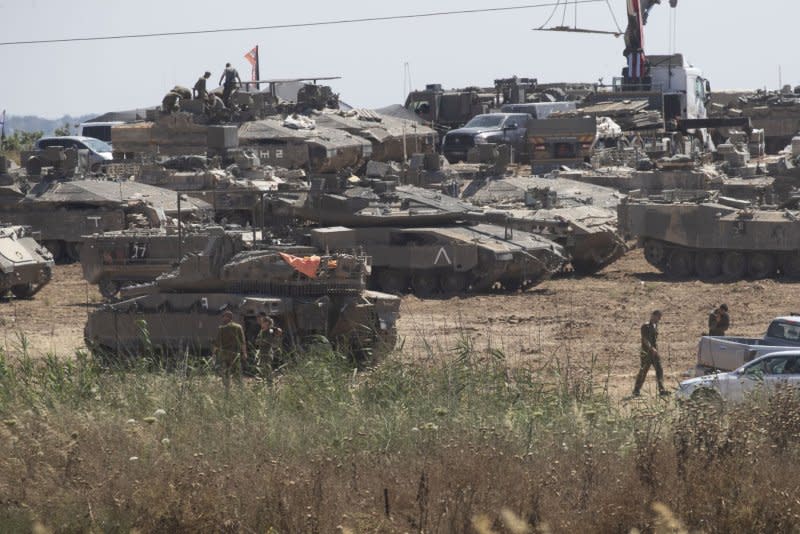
[[473, 135, 488, 145]]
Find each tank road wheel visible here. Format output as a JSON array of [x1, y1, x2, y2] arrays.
[[721, 252, 747, 280], [411, 271, 440, 298], [747, 253, 776, 280], [695, 252, 722, 280], [43, 240, 65, 262], [440, 272, 468, 296], [10, 284, 35, 299], [65, 242, 83, 263], [98, 277, 121, 300], [666, 250, 694, 278], [643, 240, 667, 268], [783, 254, 800, 279], [376, 269, 409, 295]]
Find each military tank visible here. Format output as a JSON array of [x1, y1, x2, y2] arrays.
[[0, 177, 211, 263], [0, 225, 54, 299], [80, 225, 251, 299], [619, 192, 800, 280], [276, 177, 566, 295], [132, 152, 296, 226], [464, 176, 626, 275], [84, 234, 400, 360]]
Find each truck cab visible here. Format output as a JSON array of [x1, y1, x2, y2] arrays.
[[592, 54, 711, 123]]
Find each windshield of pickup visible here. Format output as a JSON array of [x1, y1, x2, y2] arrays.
[[464, 115, 505, 128], [766, 320, 800, 341]]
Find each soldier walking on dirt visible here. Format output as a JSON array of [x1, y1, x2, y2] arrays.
[[708, 304, 730, 336], [213, 310, 247, 388], [219, 62, 241, 106], [632, 310, 669, 397], [253, 312, 283, 382]]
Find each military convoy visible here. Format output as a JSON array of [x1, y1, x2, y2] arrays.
[[619, 193, 800, 280], [0, 225, 54, 299], [84, 234, 400, 361]]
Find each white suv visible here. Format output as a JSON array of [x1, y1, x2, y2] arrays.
[[35, 136, 113, 170]]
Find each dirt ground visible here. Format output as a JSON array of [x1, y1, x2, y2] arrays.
[[3, 250, 799, 397]]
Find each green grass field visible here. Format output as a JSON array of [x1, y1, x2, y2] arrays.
[[1, 336, 799, 533]]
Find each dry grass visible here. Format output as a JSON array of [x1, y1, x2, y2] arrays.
[[1, 338, 800, 533]]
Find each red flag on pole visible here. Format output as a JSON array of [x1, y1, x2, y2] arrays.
[[244, 46, 259, 82]]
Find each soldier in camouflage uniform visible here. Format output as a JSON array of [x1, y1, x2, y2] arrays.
[[213, 310, 247, 387], [254, 312, 283, 381], [633, 310, 669, 397]]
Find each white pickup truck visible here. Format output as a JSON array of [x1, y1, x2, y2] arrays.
[[696, 316, 800, 374]]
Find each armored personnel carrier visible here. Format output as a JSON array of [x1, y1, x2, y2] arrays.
[[278, 178, 566, 295], [80, 225, 250, 299], [619, 192, 800, 280], [0, 178, 211, 263], [84, 234, 400, 360], [0, 225, 54, 299]]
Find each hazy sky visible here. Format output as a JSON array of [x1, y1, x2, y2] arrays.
[[0, 0, 795, 118]]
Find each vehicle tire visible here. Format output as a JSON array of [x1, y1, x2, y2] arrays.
[[10, 283, 35, 299], [376, 269, 409, 295], [721, 251, 747, 280], [411, 271, 439, 297], [65, 242, 83, 263], [440, 271, 468, 296], [782, 254, 800, 279], [666, 250, 693, 278], [748, 252, 776, 280], [695, 252, 722, 279], [690, 387, 723, 413], [43, 240, 65, 262], [502, 277, 523, 293], [98, 277, 121, 299], [643, 240, 666, 268]]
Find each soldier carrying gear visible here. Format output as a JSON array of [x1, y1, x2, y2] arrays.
[[632, 310, 669, 397], [193, 71, 212, 100], [213, 309, 247, 387], [708, 304, 730, 336], [219, 62, 242, 106]]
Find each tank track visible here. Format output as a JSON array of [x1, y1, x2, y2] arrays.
[[642, 238, 800, 280]]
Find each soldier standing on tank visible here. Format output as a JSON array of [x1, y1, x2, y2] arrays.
[[213, 309, 247, 388], [632, 310, 669, 397], [708, 304, 730, 336], [193, 71, 211, 100], [219, 63, 242, 106], [254, 312, 283, 382]]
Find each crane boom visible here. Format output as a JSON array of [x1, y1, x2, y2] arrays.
[[623, 0, 677, 81]]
